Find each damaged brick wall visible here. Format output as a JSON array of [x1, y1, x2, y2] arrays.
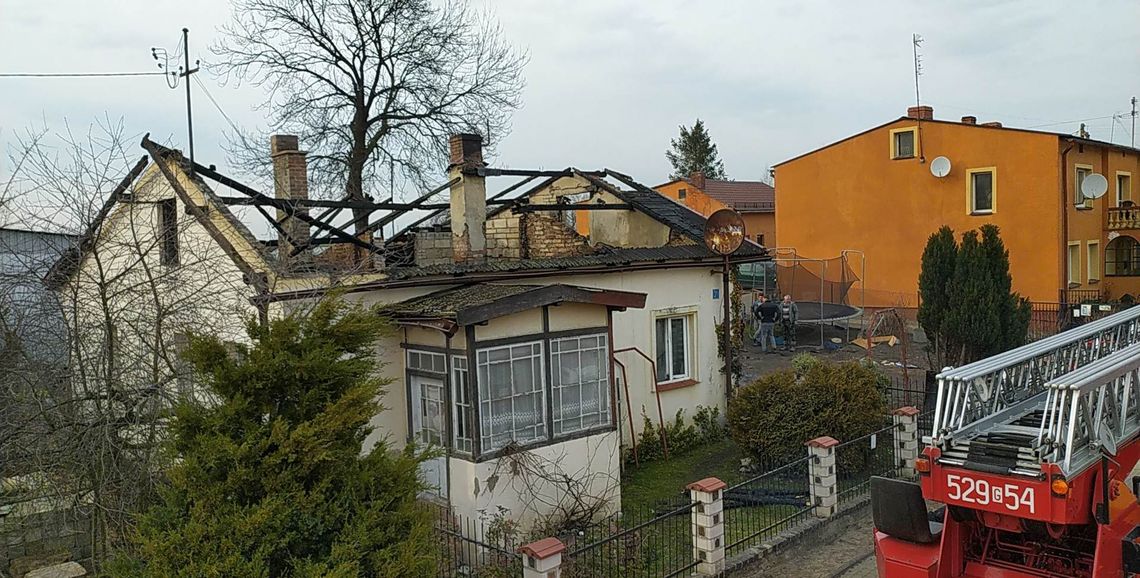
[[414, 230, 453, 266], [485, 213, 521, 259], [523, 213, 592, 259]]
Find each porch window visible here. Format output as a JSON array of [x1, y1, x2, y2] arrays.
[[408, 350, 446, 373], [477, 341, 546, 452], [655, 315, 691, 383], [452, 356, 473, 454], [1106, 236, 1140, 277], [551, 334, 610, 435]]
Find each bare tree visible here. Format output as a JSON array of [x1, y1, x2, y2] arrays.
[[0, 121, 256, 571], [212, 0, 526, 222]]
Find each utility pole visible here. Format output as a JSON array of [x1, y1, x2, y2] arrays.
[[180, 28, 199, 172]]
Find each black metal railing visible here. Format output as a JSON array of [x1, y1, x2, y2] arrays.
[[723, 455, 813, 557], [430, 502, 522, 578], [560, 502, 697, 578], [835, 422, 901, 504]]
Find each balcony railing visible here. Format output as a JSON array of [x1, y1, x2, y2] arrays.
[[1107, 207, 1140, 230]]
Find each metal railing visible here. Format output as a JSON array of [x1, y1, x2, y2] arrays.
[[560, 502, 697, 578], [932, 305, 1140, 444], [723, 455, 813, 557], [836, 422, 901, 503], [1038, 341, 1140, 475], [430, 502, 522, 578]]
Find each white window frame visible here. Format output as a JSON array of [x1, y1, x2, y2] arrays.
[[1087, 240, 1101, 283], [654, 313, 693, 384], [1075, 165, 1093, 209], [1118, 172, 1133, 206], [476, 341, 546, 453], [407, 350, 447, 374], [1068, 241, 1082, 285], [550, 334, 610, 436], [451, 356, 473, 454]]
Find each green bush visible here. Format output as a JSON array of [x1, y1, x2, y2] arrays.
[[627, 405, 723, 465], [727, 360, 887, 466]]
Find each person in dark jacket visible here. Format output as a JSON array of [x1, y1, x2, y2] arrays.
[[778, 294, 799, 351], [753, 294, 780, 352]]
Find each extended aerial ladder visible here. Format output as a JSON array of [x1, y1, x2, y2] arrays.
[[874, 306, 1140, 577]]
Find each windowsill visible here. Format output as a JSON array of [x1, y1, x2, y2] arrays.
[[1075, 205, 1093, 211], [1089, 278, 1100, 285], [891, 155, 915, 161], [655, 378, 699, 392], [970, 210, 994, 216]]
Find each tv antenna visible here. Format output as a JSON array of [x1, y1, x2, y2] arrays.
[[152, 28, 200, 172], [1131, 96, 1136, 148], [912, 34, 923, 110]]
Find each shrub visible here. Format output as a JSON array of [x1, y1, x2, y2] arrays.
[[692, 405, 725, 444], [627, 405, 723, 465], [727, 360, 887, 466]]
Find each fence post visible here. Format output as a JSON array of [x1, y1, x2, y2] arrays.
[[519, 537, 565, 578], [687, 477, 727, 576], [807, 436, 839, 518], [893, 406, 921, 478]]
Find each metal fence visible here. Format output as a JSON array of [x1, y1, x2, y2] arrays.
[[560, 502, 697, 578], [430, 502, 522, 578], [723, 455, 813, 558], [836, 422, 902, 504]]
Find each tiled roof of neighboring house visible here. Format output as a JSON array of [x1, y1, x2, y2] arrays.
[[384, 282, 647, 326], [695, 179, 775, 213]]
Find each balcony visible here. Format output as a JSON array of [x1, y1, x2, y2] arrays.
[[1107, 207, 1140, 230]]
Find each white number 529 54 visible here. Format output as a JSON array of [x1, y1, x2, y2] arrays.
[[945, 474, 1035, 514]]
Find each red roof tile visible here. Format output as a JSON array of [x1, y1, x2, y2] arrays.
[[519, 537, 566, 559], [689, 179, 775, 212]]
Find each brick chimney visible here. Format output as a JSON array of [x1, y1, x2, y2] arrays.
[[448, 134, 486, 262], [906, 105, 934, 120], [270, 135, 311, 267], [981, 121, 1003, 128], [689, 170, 707, 190], [961, 115, 977, 125]]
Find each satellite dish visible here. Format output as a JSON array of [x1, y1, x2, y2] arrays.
[[930, 156, 952, 178], [1098, 422, 1118, 457], [1082, 173, 1109, 200], [704, 209, 745, 255]]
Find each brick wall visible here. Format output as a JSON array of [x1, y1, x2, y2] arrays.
[[524, 213, 592, 259], [414, 230, 453, 266], [486, 213, 522, 259]]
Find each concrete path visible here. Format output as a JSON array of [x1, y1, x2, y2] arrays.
[[732, 509, 876, 578]]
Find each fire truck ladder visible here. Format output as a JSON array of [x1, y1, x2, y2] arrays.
[[932, 307, 1140, 477]]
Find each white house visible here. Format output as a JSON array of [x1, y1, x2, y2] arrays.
[[50, 133, 768, 530]]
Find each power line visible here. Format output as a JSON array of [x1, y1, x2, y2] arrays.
[[0, 71, 166, 78], [193, 75, 244, 136]]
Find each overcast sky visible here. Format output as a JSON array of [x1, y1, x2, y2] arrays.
[[2, 0, 1139, 207]]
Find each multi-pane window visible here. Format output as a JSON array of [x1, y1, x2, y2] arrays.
[[892, 130, 915, 159], [1076, 166, 1092, 208], [477, 342, 546, 452], [158, 199, 179, 265], [1106, 237, 1140, 276], [970, 170, 994, 214], [452, 356, 473, 454], [408, 350, 446, 373], [655, 315, 690, 383], [551, 334, 610, 435]]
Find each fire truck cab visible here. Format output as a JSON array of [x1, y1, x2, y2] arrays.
[[873, 308, 1140, 577]]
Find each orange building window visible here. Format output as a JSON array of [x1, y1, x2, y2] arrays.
[[968, 168, 996, 215], [678, 188, 687, 200]]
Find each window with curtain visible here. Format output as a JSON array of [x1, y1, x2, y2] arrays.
[[477, 342, 546, 452], [970, 171, 994, 214], [655, 315, 690, 383], [551, 334, 610, 435]]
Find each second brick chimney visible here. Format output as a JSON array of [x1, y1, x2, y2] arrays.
[[961, 115, 977, 125], [270, 135, 311, 267], [906, 105, 934, 120], [448, 134, 486, 263], [689, 170, 707, 190]]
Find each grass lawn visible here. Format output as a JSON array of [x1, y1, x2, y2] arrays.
[[620, 438, 745, 514]]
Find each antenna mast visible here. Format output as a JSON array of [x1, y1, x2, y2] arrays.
[[913, 33, 924, 109], [1132, 96, 1137, 148]]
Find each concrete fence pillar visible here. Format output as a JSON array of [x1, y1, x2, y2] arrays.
[[519, 537, 565, 578], [687, 476, 727, 576], [893, 406, 921, 478], [807, 436, 839, 518]]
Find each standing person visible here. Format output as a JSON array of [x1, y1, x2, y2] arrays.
[[754, 294, 780, 352], [778, 294, 799, 351]]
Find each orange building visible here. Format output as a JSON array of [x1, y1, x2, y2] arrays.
[[774, 106, 1140, 308], [655, 172, 776, 247]]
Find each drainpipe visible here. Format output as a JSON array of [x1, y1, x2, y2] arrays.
[[1061, 142, 1075, 304]]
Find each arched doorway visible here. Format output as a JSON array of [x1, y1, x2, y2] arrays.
[[1106, 236, 1140, 277]]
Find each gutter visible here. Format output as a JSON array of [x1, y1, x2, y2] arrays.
[[261, 253, 771, 303]]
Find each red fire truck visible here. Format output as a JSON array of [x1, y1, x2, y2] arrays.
[[872, 307, 1140, 577]]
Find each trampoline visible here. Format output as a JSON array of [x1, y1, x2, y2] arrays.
[[795, 301, 862, 324]]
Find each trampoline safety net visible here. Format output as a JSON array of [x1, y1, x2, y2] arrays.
[[738, 252, 862, 323]]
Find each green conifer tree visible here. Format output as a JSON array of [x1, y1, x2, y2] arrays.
[[943, 230, 1002, 364], [978, 224, 1031, 354], [917, 226, 957, 368], [665, 119, 727, 180], [113, 299, 434, 577]]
